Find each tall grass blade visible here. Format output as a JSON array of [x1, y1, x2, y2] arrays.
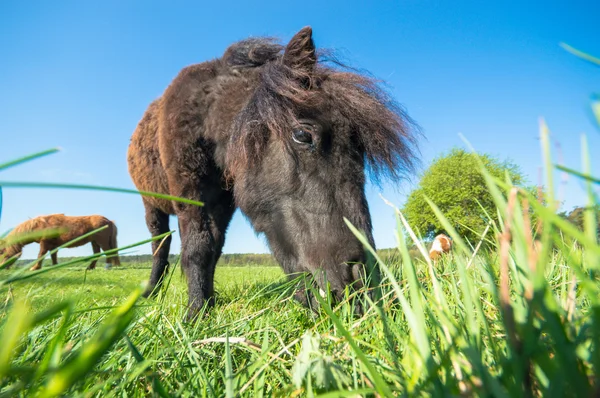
[[560, 43, 600, 67], [0, 300, 33, 379], [345, 217, 431, 368], [592, 96, 600, 130], [32, 303, 73, 386], [0, 148, 60, 172], [0, 181, 203, 207], [580, 134, 600, 389], [309, 287, 394, 397], [253, 327, 269, 398], [556, 165, 600, 185], [225, 331, 234, 398], [125, 335, 171, 398]]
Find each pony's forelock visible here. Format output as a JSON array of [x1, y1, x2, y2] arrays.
[[224, 37, 420, 183]]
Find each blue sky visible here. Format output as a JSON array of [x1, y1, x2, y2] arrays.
[[0, 1, 598, 259]]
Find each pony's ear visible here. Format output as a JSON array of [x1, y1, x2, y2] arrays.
[[283, 26, 316, 73]]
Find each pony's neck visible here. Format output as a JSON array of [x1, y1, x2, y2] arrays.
[[8, 220, 43, 248], [208, 69, 261, 170]]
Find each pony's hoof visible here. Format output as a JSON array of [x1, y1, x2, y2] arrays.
[[184, 297, 214, 323], [29, 265, 41, 271], [142, 287, 158, 299], [184, 308, 203, 324]]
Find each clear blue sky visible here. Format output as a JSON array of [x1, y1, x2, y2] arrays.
[[1, 1, 598, 259]]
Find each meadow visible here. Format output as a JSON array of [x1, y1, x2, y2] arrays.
[[0, 132, 599, 397], [1, 186, 599, 397]]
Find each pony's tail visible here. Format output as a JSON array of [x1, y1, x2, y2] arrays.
[[108, 221, 121, 266]]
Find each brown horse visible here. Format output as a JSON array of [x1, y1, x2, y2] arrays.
[[0, 214, 121, 270], [128, 27, 419, 320]]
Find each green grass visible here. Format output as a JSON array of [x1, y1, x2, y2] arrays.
[[1, 217, 598, 397], [1, 264, 285, 315], [0, 261, 326, 397]]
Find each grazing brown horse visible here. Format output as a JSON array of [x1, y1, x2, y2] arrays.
[[128, 26, 419, 320], [0, 214, 121, 270], [429, 233, 452, 261]]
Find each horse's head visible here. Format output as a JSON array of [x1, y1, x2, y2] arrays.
[[0, 232, 10, 258], [226, 27, 419, 302], [0, 241, 19, 259], [0, 239, 19, 267]]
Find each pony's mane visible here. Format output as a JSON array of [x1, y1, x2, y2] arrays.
[[223, 37, 420, 183], [8, 214, 65, 237], [0, 217, 47, 257], [11, 218, 45, 236]]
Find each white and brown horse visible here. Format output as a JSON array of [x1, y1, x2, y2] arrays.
[[429, 233, 452, 261]]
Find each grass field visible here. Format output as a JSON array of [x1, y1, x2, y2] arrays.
[[1, 132, 599, 397], [1, 223, 599, 397], [2, 264, 286, 314]]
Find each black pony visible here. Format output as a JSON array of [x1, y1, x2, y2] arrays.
[[127, 27, 419, 320]]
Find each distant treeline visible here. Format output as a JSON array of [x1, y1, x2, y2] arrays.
[[15, 253, 278, 268], [15, 248, 409, 268]]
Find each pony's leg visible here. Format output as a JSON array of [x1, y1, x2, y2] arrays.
[[142, 204, 171, 298], [159, 115, 234, 320], [177, 188, 235, 322], [30, 243, 48, 271], [87, 242, 100, 270], [97, 237, 114, 270], [97, 227, 120, 267], [51, 252, 58, 265], [202, 190, 236, 310]]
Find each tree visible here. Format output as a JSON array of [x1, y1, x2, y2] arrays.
[[558, 205, 600, 238], [402, 148, 529, 244]]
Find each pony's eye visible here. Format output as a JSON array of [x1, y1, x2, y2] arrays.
[[292, 129, 313, 145]]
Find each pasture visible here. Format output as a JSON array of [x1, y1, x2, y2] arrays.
[[1, 185, 599, 397]]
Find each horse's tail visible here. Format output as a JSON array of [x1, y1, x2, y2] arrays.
[[108, 221, 121, 266]]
